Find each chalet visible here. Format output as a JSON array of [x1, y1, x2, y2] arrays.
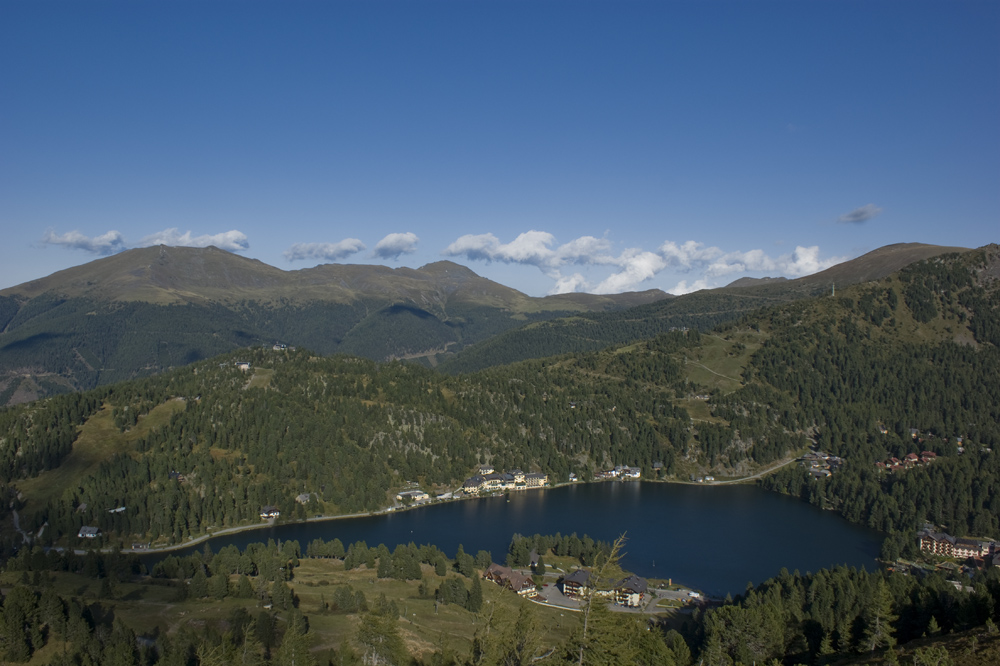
[[510, 469, 526, 485], [295, 493, 312, 504], [905, 453, 920, 466], [272, 344, 287, 351], [485, 563, 512, 585], [478, 465, 495, 475], [568, 473, 578, 482], [235, 361, 252, 371], [506, 571, 535, 596], [483, 563, 536, 597], [920, 451, 938, 463], [562, 569, 591, 597], [463, 475, 486, 493], [619, 466, 641, 479], [78, 526, 100, 539], [260, 505, 280, 519], [615, 575, 648, 607]]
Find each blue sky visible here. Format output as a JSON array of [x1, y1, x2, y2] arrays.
[[2, 1, 997, 297]]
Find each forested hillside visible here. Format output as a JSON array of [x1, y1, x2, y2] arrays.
[[1, 247, 997, 557]]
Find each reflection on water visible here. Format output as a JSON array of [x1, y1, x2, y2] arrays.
[[150, 482, 883, 596]]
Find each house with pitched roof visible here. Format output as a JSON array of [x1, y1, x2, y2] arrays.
[[562, 569, 591, 597], [614, 575, 648, 607]]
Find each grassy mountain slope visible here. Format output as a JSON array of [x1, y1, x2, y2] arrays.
[[438, 242, 971, 373], [0, 247, 666, 406]]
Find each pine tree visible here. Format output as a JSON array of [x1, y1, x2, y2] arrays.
[[466, 574, 483, 613], [356, 607, 407, 666], [275, 619, 315, 666], [861, 579, 897, 653]]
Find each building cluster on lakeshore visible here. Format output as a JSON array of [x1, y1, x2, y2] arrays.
[[918, 528, 998, 567], [462, 466, 549, 494], [798, 451, 843, 479], [594, 465, 641, 481]]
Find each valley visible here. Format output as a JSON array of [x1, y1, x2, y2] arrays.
[[0, 244, 998, 665]]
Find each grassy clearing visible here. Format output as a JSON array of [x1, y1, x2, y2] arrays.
[[17, 399, 187, 512], [680, 330, 765, 394], [677, 398, 726, 424], [246, 368, 274, 390]]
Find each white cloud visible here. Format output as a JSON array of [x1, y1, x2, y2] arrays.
[[283, 239, 366, 262], [659, 240, 723, 270], [703, 245, 843, 278], [443, 231, 616, 276], [671, 278, 712, 295], [139, 228, 249, 252], [838, 204, 882, 224], [549, 273, 589, 295], [593, 250, 668, 294], [445, 230, 845, 295], [373, 232, 419, 260], [41, 229, 125, 255]]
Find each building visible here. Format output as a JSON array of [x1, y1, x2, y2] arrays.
[[78, 526, 100, 539], [260, 506, 281, 519], [615, 575, 648, 607], [484, 563, 536, 597], [525, 472, 548, 487], [918, 529, 992, 558], [396, 490, 430, 502], [562, 569, 591, 597], [463, 475, 486, 493]]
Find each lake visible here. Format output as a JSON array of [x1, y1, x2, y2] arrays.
[[152, 481, 883, 597]]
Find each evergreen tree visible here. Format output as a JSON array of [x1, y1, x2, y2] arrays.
[[861, 579, 897, 653], [466, 575, 483, 613], [275, 619, 315, 666], [356, 606, 407, 666]]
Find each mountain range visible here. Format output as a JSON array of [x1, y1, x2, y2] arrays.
[[0, 241, 972, 406]]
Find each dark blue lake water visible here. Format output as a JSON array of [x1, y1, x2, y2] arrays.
[[155, 482, 883, 597]]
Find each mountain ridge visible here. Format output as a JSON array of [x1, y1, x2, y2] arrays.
[[0, 241, 979, 405]]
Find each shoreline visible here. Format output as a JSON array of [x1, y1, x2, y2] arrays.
[[110, 461, 797, 556]]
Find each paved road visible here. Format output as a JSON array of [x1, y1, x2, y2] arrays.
[[708, 456, 798, 485]]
